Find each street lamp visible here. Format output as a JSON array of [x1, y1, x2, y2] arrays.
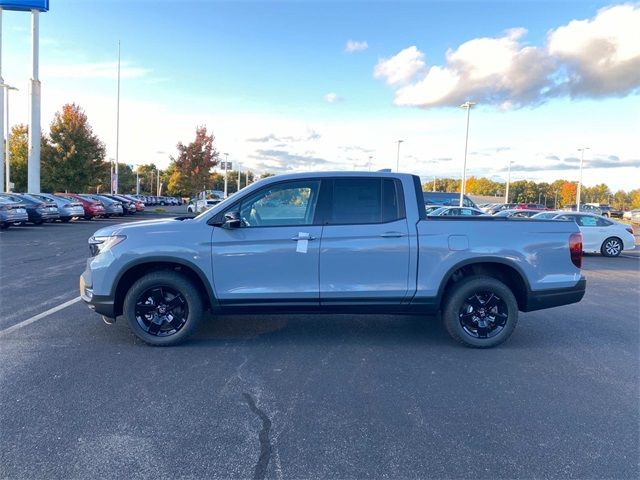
[[505, 159, 513, 204], [577, 147, 590, 212], [223, 152, 229, 198], [396, 140, 403, 172], [368, 155, 373, 172], [0, 83, 19, 192], [459, 101, 476, 206]]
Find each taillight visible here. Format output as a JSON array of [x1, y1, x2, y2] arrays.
[[569, 232, 582, 269], [625, 226, 633, 235]]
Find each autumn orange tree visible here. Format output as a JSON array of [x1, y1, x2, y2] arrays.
[[166, 126, 219, 196], [41, 103, 106, 192], [560, 181, 577, 206]]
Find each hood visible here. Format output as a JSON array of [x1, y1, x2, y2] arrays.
[[92, 217, 194, 238]]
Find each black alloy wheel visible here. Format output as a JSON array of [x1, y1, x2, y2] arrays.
[[458, 292, 508, 339], [134, 286, 189, 337], [123, 270, 203, 346], [443, 276, 518, 348]]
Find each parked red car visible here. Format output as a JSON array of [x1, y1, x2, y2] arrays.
[[120, 194, 145, 212], [58, 193, 106, 220]]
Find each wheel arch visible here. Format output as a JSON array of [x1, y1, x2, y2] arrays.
[[437, 258, 531, 311], [112, 257, 215, 317]]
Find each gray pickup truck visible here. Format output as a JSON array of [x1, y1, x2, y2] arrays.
[[80, 172, 586, 348]]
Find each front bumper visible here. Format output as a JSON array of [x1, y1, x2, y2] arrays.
[[523, 277, 586, 312], [80, 271, 116, 318]]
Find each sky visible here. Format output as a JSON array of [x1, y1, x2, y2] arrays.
[[1, 0, 639, 190]]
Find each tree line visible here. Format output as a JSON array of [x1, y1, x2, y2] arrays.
[[423, 177, 640, 210], [6, 102, 639, 209]]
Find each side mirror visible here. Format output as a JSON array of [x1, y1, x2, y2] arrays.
[[222, 211, 241, 229]]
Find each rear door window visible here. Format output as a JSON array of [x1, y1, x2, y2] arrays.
[[328, 178, 404, 225]]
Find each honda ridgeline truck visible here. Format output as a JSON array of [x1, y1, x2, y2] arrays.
[[80, 172, 586, 348]]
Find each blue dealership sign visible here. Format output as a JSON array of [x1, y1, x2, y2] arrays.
[[0, 0, 49, 12]]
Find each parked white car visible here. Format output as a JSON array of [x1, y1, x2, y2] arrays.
[[540, 212, 635, 257]]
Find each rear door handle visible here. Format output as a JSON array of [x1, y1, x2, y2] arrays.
[[380, 232, 405, 238], [291, 235, 316, 241]]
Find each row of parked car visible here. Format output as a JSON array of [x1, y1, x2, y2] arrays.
[[0, 192, 148, 229], [422, 192, 636, 257], [133, 195, 183, 206]]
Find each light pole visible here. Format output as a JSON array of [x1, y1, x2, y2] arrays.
[[109, 158, 115, 194], [505, 159, 512, 204], [577, 147, 590, 212], [1, 83, 18, 192], [114, 40, 121, 195], [135, 166, 140, 195], [368, 155, 373, 172], [223, 152, 229, 198], [459, 101, 475, 206], [395, 140, 403, 172]]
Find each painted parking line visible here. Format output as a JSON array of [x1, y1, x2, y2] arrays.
[[0, 296, 82, 338]]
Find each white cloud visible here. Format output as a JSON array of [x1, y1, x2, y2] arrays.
[[374, 46, 426, 86], [547, 3, 640, 97], [41, 61, 151, 79], [345, 40, 368, 53], [324, 92, 343, 103], [376, 4, 640, 108]]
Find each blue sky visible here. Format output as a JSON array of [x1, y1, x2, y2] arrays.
[[2, 0, 639, 190]]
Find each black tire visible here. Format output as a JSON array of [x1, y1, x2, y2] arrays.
[[123, 270, 204, 346], [60, 217, 71, 223], [442, 276, 518, 348], [84, 215, 92, 221], [0, 223, 9, 230], [601, 237, 622, 257]]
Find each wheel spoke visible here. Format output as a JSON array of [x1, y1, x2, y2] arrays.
[[167, 315, 184, 331], [484, 293, 500, 309], [150, 287, 165, 304], [492, 312, 508, 327], [147, 316, 164, 335], [466, 295, 483, 310], [166, 294, 185, 311], [136, 303, 156, 314], [476, 325, 489, 339]]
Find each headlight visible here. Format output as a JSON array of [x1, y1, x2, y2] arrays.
[[88, 235, 126, 256]]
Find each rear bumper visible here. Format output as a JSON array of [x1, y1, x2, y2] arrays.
[[522, 277, 586, 312]]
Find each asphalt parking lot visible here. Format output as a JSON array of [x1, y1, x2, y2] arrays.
[[1, 211, 639, 479]]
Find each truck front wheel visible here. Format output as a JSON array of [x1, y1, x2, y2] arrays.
[[123, 270, 203, 346], [442, 276, 518, 348]]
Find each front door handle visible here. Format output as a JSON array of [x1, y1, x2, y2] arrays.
[[380, 232, 405, 238], [291, 235, 316, 241]]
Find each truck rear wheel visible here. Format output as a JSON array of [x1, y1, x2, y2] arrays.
[[123, 270, 203, 346], [442, 276, 518, 348]]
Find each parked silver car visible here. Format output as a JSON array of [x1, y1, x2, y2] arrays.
[[27, 193, 85, 222], [0, 196, 29, 228]]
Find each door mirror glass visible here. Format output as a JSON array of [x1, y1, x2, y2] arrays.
[[223, 211, 242, 229]]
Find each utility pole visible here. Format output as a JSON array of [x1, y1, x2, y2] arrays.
[[1, 83, 18, 192], [577, 147, 590, 212], [395, 140, 403, 172], [459, 101, 476, 206], [114, 40, 121, 194], [223, 152, 229, 198], [505, 160, 512, 203]]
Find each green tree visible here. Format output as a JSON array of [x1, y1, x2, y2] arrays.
[[41, 103, 106, 192], [169, 126, 219, 196], [7, 124, 28, 192]]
